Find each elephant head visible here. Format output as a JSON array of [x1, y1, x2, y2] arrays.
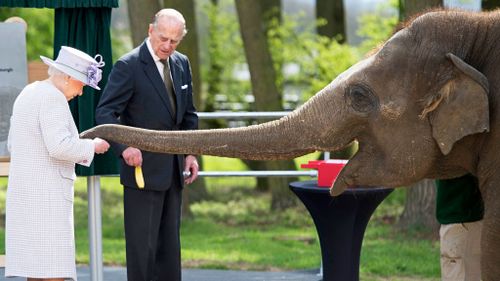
[[82, 10, 500, 280]]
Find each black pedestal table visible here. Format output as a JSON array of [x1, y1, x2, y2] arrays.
[[289, 180, 393, 281]]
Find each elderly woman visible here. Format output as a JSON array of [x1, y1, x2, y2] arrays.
[[5, 46, 110, 281]]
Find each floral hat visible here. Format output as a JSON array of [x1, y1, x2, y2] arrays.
[[40, 46, 105, 90]]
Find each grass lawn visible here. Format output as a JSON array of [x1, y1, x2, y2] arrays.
[[0, 155, 441, 281]]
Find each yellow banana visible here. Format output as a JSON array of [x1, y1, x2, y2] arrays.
[[135, 166, 145, 189]]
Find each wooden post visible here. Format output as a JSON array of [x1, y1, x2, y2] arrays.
[[0, 157, 9, 176]]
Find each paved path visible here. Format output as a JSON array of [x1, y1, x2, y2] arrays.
[[0, 267, 321, 281]]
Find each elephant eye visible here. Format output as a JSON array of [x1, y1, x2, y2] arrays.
[[346, 84, 378, 114]]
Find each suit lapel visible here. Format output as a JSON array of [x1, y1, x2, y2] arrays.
[[139, 43, 176, 120]]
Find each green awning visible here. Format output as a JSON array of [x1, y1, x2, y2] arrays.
[[0, 0, 118, 8], [54, 7, 119, 176]]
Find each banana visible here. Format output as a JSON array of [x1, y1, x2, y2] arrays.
[[135, 166, 145, 189]]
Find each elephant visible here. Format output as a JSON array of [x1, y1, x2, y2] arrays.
[[81, 10, 500, 280]]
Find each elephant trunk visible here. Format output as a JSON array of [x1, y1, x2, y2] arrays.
[[82, 120, 308, 160], [81, 84, 347, 160]]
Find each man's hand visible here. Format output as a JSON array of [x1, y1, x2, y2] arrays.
[[122, 147, 142, 167], [184, 155, 199, 185]]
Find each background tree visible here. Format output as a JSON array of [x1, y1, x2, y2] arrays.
[[202, 0, 248, 124], [235, 0, 298, 210], [315, 0, 353, 159], [260, 0, 281, 29], [127, 0, 160, 46], [397, 0, 443, 233], [482, 0, 500, 10], [202, 0, 241, 132], [204, 0, 224, 118], [357, 0, 399, 53], [316, 0, 346, 43], [240, 0, 284, 193], [234, 0, 282, 115], [0, 8, 54, 61], [315, 0, 358, 160], [399, 0, 442, 19]]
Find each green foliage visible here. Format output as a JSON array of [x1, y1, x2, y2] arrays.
[[299, 36, 360, 99], [267, 13, 360, 102], [110, 27, 132, 63], [202, 5, 362, 109], [199, 0, 400, 112], [0, 8, 54, 61], [357, 0, 399, 54], [202, 0, 250, 111]]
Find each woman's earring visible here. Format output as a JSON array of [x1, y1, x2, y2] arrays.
[[65, 80, 69, 85]]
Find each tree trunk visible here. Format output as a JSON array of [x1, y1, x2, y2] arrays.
[[127, 0, 160, 47], [260, 0, 281, 34], [163, 0, 208, 218], [205, 0, 227, 129], [398, 179, 439, 232], [258, 0, 281, 95], [235, 0, 298, 209], [235, 0, 282, 111], [400, 0, 443, 19], [316, 0, 346, 43], [246, 0, 283, 192], [482, 0, 500, 10], [397, 0, 443, 231]]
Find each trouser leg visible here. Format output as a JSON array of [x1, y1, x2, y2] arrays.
[[124, 187, 165, 281], [440, 222, 482, 281], [463, 221, 482, 281], [154, 170, 182, 281]]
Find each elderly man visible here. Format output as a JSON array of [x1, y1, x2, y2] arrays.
[[96, 9, 199, 281]]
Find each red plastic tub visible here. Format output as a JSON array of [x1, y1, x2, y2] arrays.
[[300, 160, 348, 187]]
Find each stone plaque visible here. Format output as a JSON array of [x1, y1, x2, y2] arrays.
[[0, 22, 28, 159]]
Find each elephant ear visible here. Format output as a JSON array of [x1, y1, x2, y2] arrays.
[[422, 53, 489, 155]]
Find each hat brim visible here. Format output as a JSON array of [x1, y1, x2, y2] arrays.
[[40, 55, 101, 90]]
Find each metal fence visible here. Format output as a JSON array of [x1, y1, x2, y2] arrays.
[[197, 111, 322, 178]]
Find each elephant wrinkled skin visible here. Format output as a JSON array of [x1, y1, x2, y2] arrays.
[[82, 10, 500, 280]]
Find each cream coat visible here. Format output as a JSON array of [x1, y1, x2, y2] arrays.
[[5, 80, 94, 281]]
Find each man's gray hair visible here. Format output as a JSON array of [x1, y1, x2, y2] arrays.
[[152, 8, 188, 37]]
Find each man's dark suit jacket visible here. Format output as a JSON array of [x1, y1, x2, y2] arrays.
[[95, 41, 198, 190]]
